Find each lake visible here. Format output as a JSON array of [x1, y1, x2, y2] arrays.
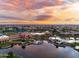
[[0, 41, 79, 58]]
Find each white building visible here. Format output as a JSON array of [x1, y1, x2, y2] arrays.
[[0, 34, 9, 42]]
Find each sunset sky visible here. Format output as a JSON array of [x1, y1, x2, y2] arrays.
[[0, 0, 79, 24]]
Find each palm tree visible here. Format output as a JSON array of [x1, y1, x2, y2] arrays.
[[21, 42, 26, 49], [74, 34, 77, 47], [10, 44, 14, 48]]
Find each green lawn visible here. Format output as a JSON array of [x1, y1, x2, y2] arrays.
[[0, 42, 10, 47], [3, 32, 17, 36], [10, 39, 34, 43], [70, 43, 79, 46], [67, 42, 79, 47], [0, 53, 21, 58]]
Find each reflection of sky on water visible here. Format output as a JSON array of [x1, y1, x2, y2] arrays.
[[58, 47, 79, 58], [0, 41, 79, 58], [0, 49, 9, 54], [9, 42, 79, 58]]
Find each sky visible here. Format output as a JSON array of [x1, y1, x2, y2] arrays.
[[0, 0, 79, 24]]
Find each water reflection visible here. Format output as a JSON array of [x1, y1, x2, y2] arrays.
[[0, 49, 9, 54], [58, 47, 79, 58], [0, 41, 79, 58]]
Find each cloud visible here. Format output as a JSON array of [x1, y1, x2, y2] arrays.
[[29, 0, 56, 9], [34, 15, 51, 20], [0, 0, 78, 24], [0, 15, 23, 20]]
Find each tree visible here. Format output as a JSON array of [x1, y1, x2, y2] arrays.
[[21, 44, 26, 49], [10, 44, 14, 47], [19, 33, 31, 39], [7, 52, 14, 58], [74, 34, 77, 47]]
